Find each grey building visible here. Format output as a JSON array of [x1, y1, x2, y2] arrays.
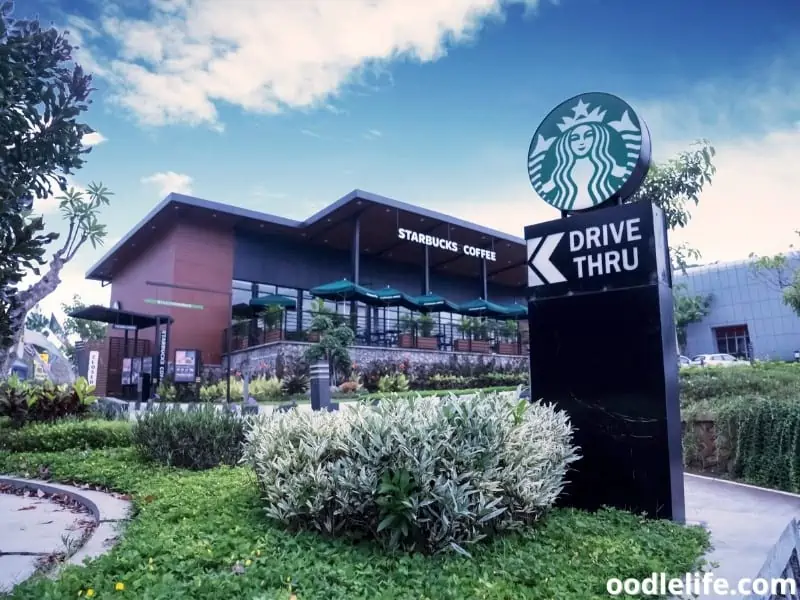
[[676, 254, 800, 361]]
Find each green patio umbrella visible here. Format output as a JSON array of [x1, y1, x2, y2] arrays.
[[409, 292, 458, 314], [456, 298, 513, 319], [502, 303, 528, 320], [373, 286, 420, 311], [250, 294, 297, 310], [309, 279, 380, 304]]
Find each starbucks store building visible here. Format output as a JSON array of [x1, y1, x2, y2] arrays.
[[83, 189, 531, 392]]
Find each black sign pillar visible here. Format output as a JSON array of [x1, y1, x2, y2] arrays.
[[525, 200, 684, 521]]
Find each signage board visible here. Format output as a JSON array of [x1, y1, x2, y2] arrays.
[[144, 298, 204, 310], [112, 324, 138, 331], [87, 350, 100, 386], [157, 329, 169, 382], [397, 228, 497, 261], [130, 357, 142, 385], [174, 349, 199, 384], [121, 357, 132, 386], [527, 92, 651, 213], [141, 356, 152, 376], [524, 200, 669, 300]]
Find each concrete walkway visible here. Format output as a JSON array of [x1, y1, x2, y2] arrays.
[[684, 473, 800, 599], [0, 479, 131, 594]]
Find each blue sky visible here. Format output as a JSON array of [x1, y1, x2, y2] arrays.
[[19, 0, 800, 317]]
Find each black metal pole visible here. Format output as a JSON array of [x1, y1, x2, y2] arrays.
[[225, 323, 232, 403], [480, 258, 488, 300], [423, 245, 430, 295]]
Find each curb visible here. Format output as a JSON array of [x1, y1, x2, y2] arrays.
[[685, 472, 800, 501], [0, 477, 132, 580]]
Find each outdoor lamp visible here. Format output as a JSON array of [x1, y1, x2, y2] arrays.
[[794, 350, 799, 362]]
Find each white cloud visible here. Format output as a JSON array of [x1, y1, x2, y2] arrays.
[[141, 171, 193, 196], [82, 131, 107, 146], [364, 129, 383, 140], [300, 129, 321, 138], [75, 0, 550, 127]]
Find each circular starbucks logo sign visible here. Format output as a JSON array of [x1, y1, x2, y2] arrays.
[[527, 92, 651, 212]]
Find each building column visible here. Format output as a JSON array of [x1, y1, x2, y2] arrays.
[[351, 216, 361, 284], [422, 245, 430, 295], [480, 258, 488, 300], [351, 216, 361, 334]]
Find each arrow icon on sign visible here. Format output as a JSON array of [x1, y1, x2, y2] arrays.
[[527, 233, 567, 287]]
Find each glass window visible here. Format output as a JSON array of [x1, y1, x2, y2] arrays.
[[257, 283, 277, 296]]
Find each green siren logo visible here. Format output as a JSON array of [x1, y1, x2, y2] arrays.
[[527, 92, 651, 212]]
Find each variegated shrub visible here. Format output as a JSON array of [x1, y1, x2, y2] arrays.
[[243, 392, 578, 554]]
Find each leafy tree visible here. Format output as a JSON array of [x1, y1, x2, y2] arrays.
[[627, 139, 717, 271], [673, 283, 713, 353], [0, 4, 111, 373], [24, 307, 48, 332], [750, 239, 800, 317], [304, 314, 355, 385], [60, 294, 106, 341]]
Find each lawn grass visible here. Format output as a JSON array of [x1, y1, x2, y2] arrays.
[[0, 448, 710, 600]]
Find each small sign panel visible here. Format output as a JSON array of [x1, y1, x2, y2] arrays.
[[87, 350, 100, 386], [527, 92, 651, 212], [524, 201, 669, 300], [174, 349, 199, 384], [121, 357, 132, 386]]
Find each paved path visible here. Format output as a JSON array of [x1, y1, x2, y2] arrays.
[[0, 479, 131, 595], [685, 473, 800, 599]]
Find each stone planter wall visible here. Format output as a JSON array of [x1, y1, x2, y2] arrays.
[[682, 412, 732, 474], [226, 341, 528, 374]]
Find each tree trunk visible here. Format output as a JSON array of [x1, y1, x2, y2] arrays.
[[1, 254, 65, 376]]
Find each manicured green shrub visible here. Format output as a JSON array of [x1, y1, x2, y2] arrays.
[[680, 363, 800, 406], [133, 405, 247, 470], [245, 392, 578, 554], [248, 376, 282, 401], [377, 372, 409, 393], [0, 419, 132, 452]]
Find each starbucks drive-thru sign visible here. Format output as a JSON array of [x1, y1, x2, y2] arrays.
[[524, 93, 684, 522], [527, 92, 651, 212]]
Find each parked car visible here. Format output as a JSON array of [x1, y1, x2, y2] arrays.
[[689, 353, 749, 367], [678, 355, 692, 368]]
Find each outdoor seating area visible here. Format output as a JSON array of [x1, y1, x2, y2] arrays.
[[224, 279, 529, 356]]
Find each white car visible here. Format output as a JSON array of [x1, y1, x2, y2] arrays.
[[690, 353, 749, 367], [678, 355, 692, 368]]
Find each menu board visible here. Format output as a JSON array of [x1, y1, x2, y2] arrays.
[[121, 358, 132, 386], [131, 357, 142, 385], [174, 349, 198, 383], [141, 356, 152, 376]]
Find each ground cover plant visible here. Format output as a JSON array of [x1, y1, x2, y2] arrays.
[[0, 447, 710, 600], [245, 393, 578, 554]]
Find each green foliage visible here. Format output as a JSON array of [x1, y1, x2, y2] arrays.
[[750, 249, 800, 318], [0, 448, 709, 600], [262, 305, 283, 331], [304, 313, 355, 381], [280, 369, 309, 396], [417, 313, 435, 337], [0, 375, 96, 427], [377, 372, 409, 393], [627, 139, 716, 271], [60, 293, 107, 342], [0, 418, 132, 452], [24, 307, 48, 331], [679, 362, 800, 408], [245, 392, 579, 554], [132, 405, 247, 470], [0, 3, 95, 349], [247, 375, 282, 401], [673, 283, 713, 350]]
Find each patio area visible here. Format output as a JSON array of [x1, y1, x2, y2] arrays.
[[222, 279, 530, 358]]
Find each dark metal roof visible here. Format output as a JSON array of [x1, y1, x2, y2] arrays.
[[85, 189, 528, 287], [69, 305, 174, 329]]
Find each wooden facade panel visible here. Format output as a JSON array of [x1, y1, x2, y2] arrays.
[[108, 221, 234, 367]]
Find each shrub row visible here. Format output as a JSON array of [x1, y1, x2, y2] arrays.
[[679, 362, 800, 407], [0, 419, 133, 453], [244, 392, 578, 554], [0, 376, 97, 427], [132, 405, 247, 470]]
